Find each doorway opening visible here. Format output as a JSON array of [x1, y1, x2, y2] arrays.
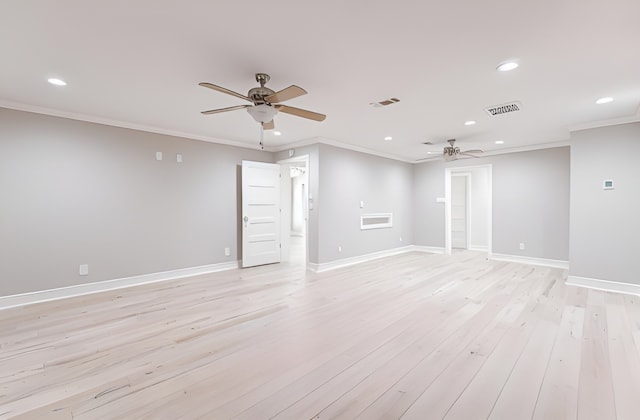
[[278, 155, 309, 266], [445, 164, 492, 255]]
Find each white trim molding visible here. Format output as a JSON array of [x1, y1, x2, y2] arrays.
[[468, 245, 489, 252], [566, 276, 640, 297], [412, 246, 447, 255], [489, 253, 569, 270], [0, 261, 239, 310], [308, 245, 445, 273]]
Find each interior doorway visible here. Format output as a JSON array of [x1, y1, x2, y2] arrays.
[[445, 164, 492, 255], [278, 155, 309, 266]]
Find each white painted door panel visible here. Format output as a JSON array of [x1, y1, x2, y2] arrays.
[[242, 161, 281, 268]]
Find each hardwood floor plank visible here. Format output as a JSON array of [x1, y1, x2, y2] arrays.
[[577, 297, 617, 420], [606, 293, 640, 420], [531, 304, 584, 420], [1, 251, 638, 419]]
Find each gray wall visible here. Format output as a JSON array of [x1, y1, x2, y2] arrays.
[[570, 122, 640, 284], [492, 147, 570, 259], [0, 106, 581, 297], [413, 160, 446, 248], [413, 147, 570, 261], [316, 144, 413, 263], [0, 108, 271, 295]]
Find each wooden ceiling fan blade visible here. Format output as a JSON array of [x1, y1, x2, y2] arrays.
[[458, 152, 480, 159], [199, 82, 251, 102], [265, 85, 307, 103], [201, 105, 250, 115], [463, 149, 483, 154], [262, 120, 275, 130], [276, 105, 326, 121]]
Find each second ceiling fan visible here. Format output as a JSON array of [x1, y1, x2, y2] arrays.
[[199, 73, 326, 130]]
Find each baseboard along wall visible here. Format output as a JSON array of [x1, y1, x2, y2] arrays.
[[489, 253, 569, 270], [0, 261, 239, 310], [566, 275, 640, 297]]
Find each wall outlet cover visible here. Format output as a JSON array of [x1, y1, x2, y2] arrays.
[[79, 264, 89, 276]]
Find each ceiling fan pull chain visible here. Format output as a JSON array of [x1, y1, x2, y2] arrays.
[[259, 123, 264, 150]]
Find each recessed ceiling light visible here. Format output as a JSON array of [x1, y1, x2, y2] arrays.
[[496, 61, 518, 72], [596, 97, 613, 104], [464, 120, 476, 126], [495, 140, 505, 145], [273, 131, 282, 136], [47, 78, 67, 86], [384, 136, 393, 141]]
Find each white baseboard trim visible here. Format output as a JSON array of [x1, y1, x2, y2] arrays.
[[489, 253, 569, 270], [566, 276, 640, 297], [468, 245, 488, 252], [308, 246, 422, 273], [412, 246, 447, 255], [0, 261, 239, 310]]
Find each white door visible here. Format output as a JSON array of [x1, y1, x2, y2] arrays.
[[242, 160, 281, 268], [451, 175, 468, 249]]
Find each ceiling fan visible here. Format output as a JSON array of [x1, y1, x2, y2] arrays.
[[199, 73, 326, 130], [419, 139, 483, 161], [442, 139, 483, 161]]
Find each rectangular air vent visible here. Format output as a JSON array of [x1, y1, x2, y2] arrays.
[[370, 98, 400, 108], [484, 101, 522, 116], [361, 213, 393, 230]]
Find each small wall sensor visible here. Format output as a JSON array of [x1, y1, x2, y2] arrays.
[[603, 180, 614, 190]]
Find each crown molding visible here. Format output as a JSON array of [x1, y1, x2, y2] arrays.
[[568, 105, 640, 133], [0, 100, 269, 152], [272, 136, 415, 163]]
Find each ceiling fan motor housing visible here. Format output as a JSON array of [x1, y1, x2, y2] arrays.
[[248, 87, 276, 105]]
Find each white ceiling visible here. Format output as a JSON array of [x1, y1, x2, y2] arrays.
[[2, 0, 639, 161]]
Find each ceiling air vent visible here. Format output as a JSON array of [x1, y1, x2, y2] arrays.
[[484, 101, 522, 116], [370, 98, 400, 108]]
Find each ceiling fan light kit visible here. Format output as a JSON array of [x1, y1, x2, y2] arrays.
[[246, 104, 277, 123]]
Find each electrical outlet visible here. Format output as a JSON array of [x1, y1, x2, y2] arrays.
[[519, 243, 525, 250], [224, 247, 231, 256], [400, 236, 403, 242], [176, 153, 183, 163], [338, 246, 342, 253], [79, 264, 89, 276], [155, 151, 163, 161]]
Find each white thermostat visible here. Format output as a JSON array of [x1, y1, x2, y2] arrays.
[[603, 180, 614, 190]]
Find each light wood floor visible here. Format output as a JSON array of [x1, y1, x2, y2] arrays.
[[2, 251, 640, 419]]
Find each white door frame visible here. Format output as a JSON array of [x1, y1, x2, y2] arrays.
[[444, 164, 492, 256], [277, 154, 310, 266]]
